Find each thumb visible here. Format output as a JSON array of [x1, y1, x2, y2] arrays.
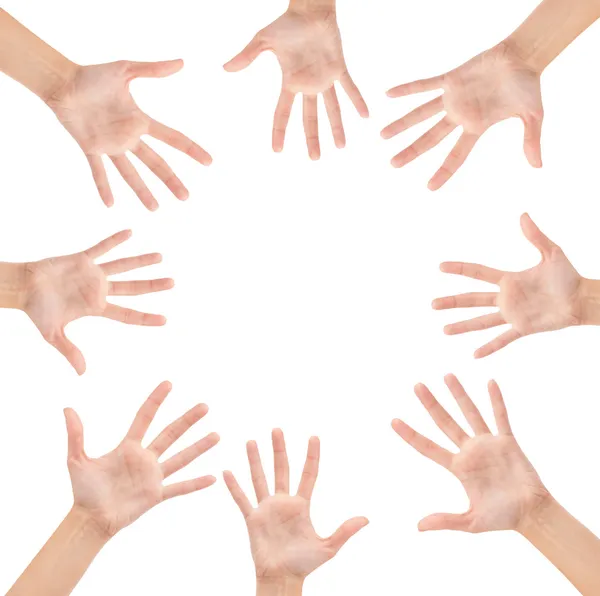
[[64, 408, 85, 460], [418, 512, 473, 533], [127, 59, 184, 79], [45, 329, 86, 375], [522, 114, 543, 168], [326, 516, 369, 553], [520, 212, 557, 258], [223, 35, 265, 72]]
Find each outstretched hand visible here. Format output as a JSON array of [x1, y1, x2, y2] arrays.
[[66, 381, 219, 538], [382, 43, 543, 189], [224, 429, 368, 581], [393, 375, 549, 533], [48, 60, 212, 210], [433, 213, 583, 358], [23, 230, 173, 374], [224, 7, 368, 159]]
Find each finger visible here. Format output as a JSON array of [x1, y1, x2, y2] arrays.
[[246, 440, 269, 502], [108, 278, 174, 296], [162, 475, 217, 501], [325, 517, 369, 553], [418, 512, 473, 533], [102, 304, 166, 326], [223, 471, 254, 518], [126, 381, 172, 442], [381, 97, 444, 139], [414, 384, 469, 447], [85, 229, 132, 259], [223, 35, 265, 72], [387, 75, 444, 98], [339, 71, 369, 118], [522, 114, 543, 168], [127, 59, 183, 79], [45, 329, 86, 375], [475, 329, 521, 359], [297, 436, 320, 500], [428, 133, 479, 191], [272, 428, 290, 494], [132, 141, 189, 201], [391, 117, 456, 168], [272, 89, 295, 152], [323, 86, 346, 149], [520, 213, 556, 258], [444, 374, 491, 435], [110, 155, 159, 211], [148, 403, 209, 456], [303, 95, 320, 161], [439, 262, 503, 285], [149, 120, 213, 166], [391, 419, 452, 469], [100, 253, 162, 276], [64, 408, 85, 460], [161, 432, 221, 478], [443, 312, 505, 336], [86, 155, 114, 207], [488, 380, 513, 435], [432, 293, 498, 310]]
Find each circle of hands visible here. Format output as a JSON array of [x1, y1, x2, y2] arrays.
[[223, 430, 369, 580], [433, 213, 584, 358], [65, 382, 220, 538], [393, 375, 549, 533], [224, 7, 369, 159], [23, 230, 173, 375], [382, 43, 543, 189], [47, 59, 212, 210]]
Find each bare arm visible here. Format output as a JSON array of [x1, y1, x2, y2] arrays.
[[0, 263, 26, 310]]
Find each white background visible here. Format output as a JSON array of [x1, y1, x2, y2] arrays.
[[0, 0, 598, 594]]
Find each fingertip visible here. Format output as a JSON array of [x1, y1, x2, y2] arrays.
[[427, 179, 440, 191], [431, 298, 440, 309], [443, 325, 452, 335]]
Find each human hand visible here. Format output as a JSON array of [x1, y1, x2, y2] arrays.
[[65, 381, 219, 538], [224, 430, 368, 583], [382, 42, 543, 190], [392, 375, 549, 533], [433, 213, 583, 358], [224, 6, 368, 159], [47, 60, 212, 210], [23, 230, 173, 374]]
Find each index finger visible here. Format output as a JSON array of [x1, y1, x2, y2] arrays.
[[440, 262, 504, 284], [149, 120, 213, 166], [126, 381, 172, 442], [387, 75, 444, 98], [296, 436, 320, 500], [85, 230, 132, 259]]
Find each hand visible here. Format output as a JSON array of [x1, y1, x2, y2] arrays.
[[65, 381, 219, 538], [433, 213, 583, 358], [47, 60, 212, 210], [224, 7, 368, 159], [382, 42, 543, 190], [23, 230, 173, 374], [224, 430, 368, 581], [392, 375, 549, 533]]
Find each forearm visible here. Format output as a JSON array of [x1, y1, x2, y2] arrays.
[[519, 497, 600, 595], [0, 9, 78, 103], [288, 0, 335, 13], [579, 278, 600, 325], [7, 507, 109, 596], [0, 262, 27, 310], [256, 577, 304, 596], [504, 0, 600, 72]]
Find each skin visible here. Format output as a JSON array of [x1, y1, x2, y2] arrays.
[[8, 381, 219, 595], [432, 213, 600, 358], [224, 430, 368, 596], [224, 0, 368, 160], [392, 375, 600, 594], [7, 230, 173, 374]]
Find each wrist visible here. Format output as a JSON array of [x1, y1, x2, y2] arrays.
[[257, 576, 304, 596], [517, 493, 559, 538], [0, 262, 29, 310], [498, 37, 545, 75], [576, 278, 600, 326], [65, 506, 112, 548], [288, 0, 335, 14]]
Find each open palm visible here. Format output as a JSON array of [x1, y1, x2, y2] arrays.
[[47, 60, 212, 210], [393, 375, 549, 533], [224, 430, 368, 580], [66, 382, 219, 538], [224, 8, 368, 159], [382, 43, 543, 189], [433, 214, 583, 358], [23, 230, 172, 374]]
